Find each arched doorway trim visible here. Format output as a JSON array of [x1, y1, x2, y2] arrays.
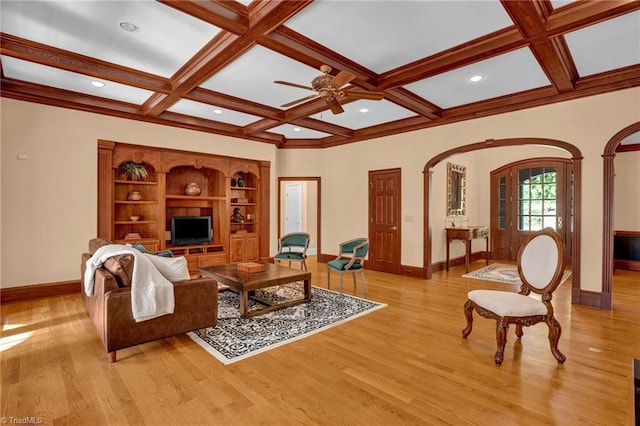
[[423, 138, 583, 304], [600, 121, 640, 309]]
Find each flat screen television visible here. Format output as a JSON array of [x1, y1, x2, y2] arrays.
[[171, 216, 212, 245]]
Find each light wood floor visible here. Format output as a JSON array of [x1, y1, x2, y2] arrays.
[[2, 259, 639, 425]]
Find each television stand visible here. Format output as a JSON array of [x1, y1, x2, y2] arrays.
[[166, 243, 227, 275]]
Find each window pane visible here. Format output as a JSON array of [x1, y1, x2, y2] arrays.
[[519, 184, 529, 199], [531, 184, 543, 199], [519, 216, 529, 231], [544, 200, 556, 215], [520, 200, 530, 214], [543, 216, 556, 230], [530, 168, 544, 183], [519, 169, 530, 183], [531, 216, 543, 231], [544, 183, 556, 200], [531, 200, 543, 214], [544, 168, 557, 183]]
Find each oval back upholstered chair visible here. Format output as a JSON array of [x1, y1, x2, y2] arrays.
[[461, 228, 567, 366]]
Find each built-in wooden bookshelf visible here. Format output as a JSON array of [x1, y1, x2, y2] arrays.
[[97, 141, 270, 275]]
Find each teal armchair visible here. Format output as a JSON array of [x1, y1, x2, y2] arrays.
[[327, 238, 369, 295], [274, 232, 311, 271]]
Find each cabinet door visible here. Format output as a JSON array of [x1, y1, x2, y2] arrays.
[[245, 235, 259, 261], [229, 234, 260, 262], [229, 236, 245, 263]]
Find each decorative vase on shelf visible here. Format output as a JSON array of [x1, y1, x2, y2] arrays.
[[184, 182, 201, 196], [237, 177, 244, 187], [127, 191, 142, 201]]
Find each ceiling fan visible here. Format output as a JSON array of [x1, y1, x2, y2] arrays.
[[274, 65, 384, 114]]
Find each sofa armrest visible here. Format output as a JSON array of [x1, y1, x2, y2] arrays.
[[102, 277, 218, 355]]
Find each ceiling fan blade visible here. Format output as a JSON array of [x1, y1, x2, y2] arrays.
[[280, 94, 319, 108], [343, 90, 385, 101], [330, 71, 356, 89], [325, 97, 344, 114], [274, 80, 314, 91]]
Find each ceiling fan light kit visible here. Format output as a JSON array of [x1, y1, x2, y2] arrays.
[[275, 64, 385, 114]]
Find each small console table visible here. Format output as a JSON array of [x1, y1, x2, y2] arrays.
[[446, 226, 489, 273]]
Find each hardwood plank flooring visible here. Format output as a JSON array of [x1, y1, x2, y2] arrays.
[[2, 259, 639, 425]]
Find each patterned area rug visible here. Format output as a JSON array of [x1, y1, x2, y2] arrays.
[[462, 263, 571, 285], [187, 284, 386, 364]]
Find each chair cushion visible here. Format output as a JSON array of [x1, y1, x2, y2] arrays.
[[468, 290, 547, 316], [103, 254, 134, 287], [327, 259, 363, 271], [274, 252, 305, 260]]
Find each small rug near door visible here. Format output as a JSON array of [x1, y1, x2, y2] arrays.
[[187, 284, 386, 365], [462, 263, 571, 286]]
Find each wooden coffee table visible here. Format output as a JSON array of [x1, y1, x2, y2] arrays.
[[198, 263, 312, 318]]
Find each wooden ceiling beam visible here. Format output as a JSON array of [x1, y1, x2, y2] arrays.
[[290, 117, 354, 138], [1, 77, 142, 114], [383, 87, 441, 120], [259, 27, 380, 90], [186, 87, 283, 120], [158, 0, 249, 34], [378, 28, 525, 89], [143, 1, 311, 117], [501, 0, 575, 93], [243, 118, 283, 135], [0, 33, 171, 93], [546, 0, 640, 37]]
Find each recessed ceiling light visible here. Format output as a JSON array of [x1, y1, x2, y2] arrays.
[[293, 127, 301, 132], [469, 75, 484, 83], [359, 108, 369, 113], [91, 81, 105, 88], [213, 109, 223, 114], [119, 21, 139, 33]]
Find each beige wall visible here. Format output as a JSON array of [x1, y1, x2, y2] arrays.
[[1, 99, 277, 288], [614, 150, 640, 230], [278, 87, 640, 293], [2, 87, 639, 294]]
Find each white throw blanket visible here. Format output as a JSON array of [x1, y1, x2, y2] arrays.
[[84, 245, 176, 322]]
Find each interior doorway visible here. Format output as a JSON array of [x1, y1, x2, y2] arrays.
[[278, 177, 321, 257], [283, 182, 302, 234]]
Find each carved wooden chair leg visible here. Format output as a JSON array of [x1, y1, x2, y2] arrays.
[[515, 323, 524, 338], [462, 300, 474, 338], [546, 317, 566, 363], [327, 266, 331, 289], [494, 318, 509, 366]]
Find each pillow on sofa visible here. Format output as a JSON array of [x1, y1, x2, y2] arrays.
[[144, 254, 190, 282], [132, 242, 174, 258], [103, 254, 134, 287]]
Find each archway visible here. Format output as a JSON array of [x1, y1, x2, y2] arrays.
[[423, 138, 582, 303], [600, 121, 640, 310]]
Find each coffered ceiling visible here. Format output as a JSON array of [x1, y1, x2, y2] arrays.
[[1, 0, 639, 149]]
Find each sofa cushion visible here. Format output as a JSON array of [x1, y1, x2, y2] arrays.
[[103, 254, 134, 287]]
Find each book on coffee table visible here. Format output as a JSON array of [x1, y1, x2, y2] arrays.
[[237, 262, 266, 273]]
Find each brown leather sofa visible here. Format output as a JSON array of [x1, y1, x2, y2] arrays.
[[81, 238, 218, 362]]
